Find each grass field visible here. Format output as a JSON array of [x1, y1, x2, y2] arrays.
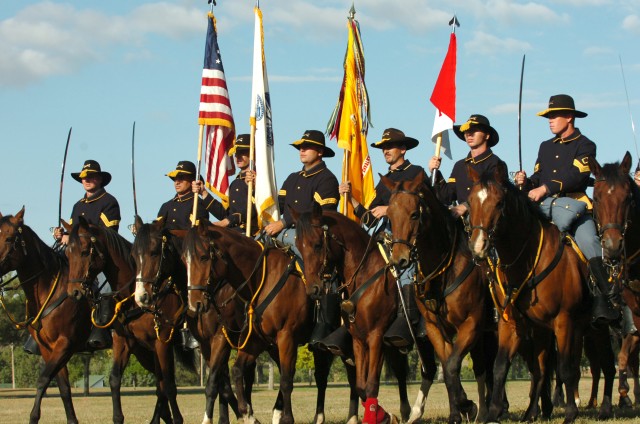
[[1, 379, 639, 423]]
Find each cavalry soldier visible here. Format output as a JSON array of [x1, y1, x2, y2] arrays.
[[339, 128, 426, 351], [256, 130, 340, 348], [53, 160, 120, 244], [515, 94, 624, 328], [192, 134, 258, 235], [52, 159, 120, 350], [429, 114, 509, 216]]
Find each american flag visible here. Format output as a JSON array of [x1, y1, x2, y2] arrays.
[[198, 12, 235, 206]]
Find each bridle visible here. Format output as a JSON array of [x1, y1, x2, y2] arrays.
[[186, 235, 228, 308], [592, 178, 633, 241], [388, 188, 429, 255], [68, 231, 105, 295], [309, 222, 345, 292], [468, 182, 505, 248], [136, 234, 173, 301], [0, 222, 27, 269]]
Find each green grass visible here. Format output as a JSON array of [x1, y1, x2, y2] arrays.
[[1, 379, 639, 423]]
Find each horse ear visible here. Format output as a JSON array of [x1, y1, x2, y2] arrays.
[[494, 162, 508, 185], [621, 151, 632, 175], [15, 206, 25, 223], [134, 215, 144, 234], [380, 174, 398, 192], [587, 155, 601, 178], [78, 215, 89, 227], [467, 164, 481, 184], [61, 219, 72, 232]]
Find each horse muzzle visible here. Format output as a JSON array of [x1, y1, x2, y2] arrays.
[[601, 235, 623, 261]]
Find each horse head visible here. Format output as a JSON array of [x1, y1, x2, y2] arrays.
[[183, 221, 218, 314], [466, 162, 509, 259], [292, 202, 342, 299], [589, 151, 634, 261], [132, 216, 181, 308], [66, 216, 106, 301], [384, 172, 429, 270], [0, 207, 27, 274]]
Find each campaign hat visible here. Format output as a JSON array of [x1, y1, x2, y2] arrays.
[[453, 114, 500, 147], [536, 94, 587, 118], [370, 128, 419, 150], [291, 130, 335, 158], [71, 160, 112, 186]]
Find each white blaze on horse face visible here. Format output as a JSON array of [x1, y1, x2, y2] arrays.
[[607, 185, 614, 195], [134, 255, 147, 305], [185, 250, 196, 311], [472, 228, 488, 256], [477, 187, 488, 205]]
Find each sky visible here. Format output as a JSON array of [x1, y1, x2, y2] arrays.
[[1, 0, 639, 240]]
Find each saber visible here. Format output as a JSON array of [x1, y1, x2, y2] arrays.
[[518, 55, 525, 173], [131, 122, 138, 218], [58, 127, 72, 227], [619, 55, 639, 171]]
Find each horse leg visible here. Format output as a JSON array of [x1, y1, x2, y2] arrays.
[[555, 317, 580, 424], [54, 365, 79, 424], [520, 329, 552, 422], [29, 342, 76, 424], [311, 347, 333, 424], [110, 334, 134, 424], [155, 341, 183, 424], [629, 335, 640, 405], [201, 335, 236, 424], [618, 333, 636, 408], [232, 351, 259, 423], [407, 337, 436, 424], [274, 333, 297, 424], [593, 329, 615, 419], [343, 358, 359, 424], [487, 319, 521, 423], [384, 347, 411, 421], [470, 336, 489, 422], [583, 333, 600, 409]]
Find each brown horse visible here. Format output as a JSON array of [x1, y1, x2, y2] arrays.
[[293, 204, 436, 424], [383, 172, 493, 423], [589, 151, 640, 407], [181, 221, 342, 424], [65, 216, 236, 424], [0, 207, 90, 424], [466, 163, 597, 423]]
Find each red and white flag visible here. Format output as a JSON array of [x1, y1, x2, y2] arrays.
[[430, 31, 457, 159], [199, 12, 235, 206]]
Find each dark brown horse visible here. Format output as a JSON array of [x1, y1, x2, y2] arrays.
[[181, 221, 340, 424], [589, 151, 640, 407], [466, 163, 596, 423], [293, 204, 436, 424], [383, 172, 492, 423], [0, 208, 90, 424], [65, 216, 235, 423]]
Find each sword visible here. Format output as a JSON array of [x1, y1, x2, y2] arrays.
[[619, 55, 639, 172], [129, 122, 138, 235], [518, 55, 525, 173], [377, 242, 426, 374], [58, 127, 72, 227]]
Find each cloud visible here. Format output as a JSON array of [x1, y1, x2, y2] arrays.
[[465, 31, 532, 55], [0, 1, 203, 87], [623, 14, 640, 34]]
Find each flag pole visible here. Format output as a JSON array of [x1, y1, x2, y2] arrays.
[[246, 120, 256, 236], [192, 124, 205, 226], [431, 133, 442, 185], [341, 149, 350, 216]]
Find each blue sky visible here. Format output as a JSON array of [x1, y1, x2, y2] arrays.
[[1, 0, 639, 239]]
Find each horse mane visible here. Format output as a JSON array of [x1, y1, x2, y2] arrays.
[[598, 161, 640, 211], [477, 171, 551, 226], [102, 227, 135, 268], [296, 209, 370, 242]]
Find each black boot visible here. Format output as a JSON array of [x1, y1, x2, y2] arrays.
[[87, 327, 113, 350], [317, 325, 353, 361], [383, 285, 419, 353], [309, 292, 341, 349], [589, 257, 621, 325], [179, 327, 199, 350], [23, 335, 41, 355], [622, 304, 639, 336]]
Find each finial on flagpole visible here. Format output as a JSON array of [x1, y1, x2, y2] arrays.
[[349, 3, 356, 20], [449, 14, 460, 33]]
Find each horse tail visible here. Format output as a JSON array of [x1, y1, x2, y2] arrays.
[[173, 344, 197, 374]]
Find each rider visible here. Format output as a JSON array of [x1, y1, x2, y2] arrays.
[[514, 94, 622, 327], [259, 130, 340, 349], [191, 134, 259, 235], [340, 128, 426, 351], [52, 159, 121, 351], [429, 114, 508, 217]]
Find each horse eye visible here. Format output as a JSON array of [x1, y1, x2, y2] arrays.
[[81, 250, 90, 257], [200, 255, 208, 262], [410, 212, 420, 220], [314, 243, 323, 252]]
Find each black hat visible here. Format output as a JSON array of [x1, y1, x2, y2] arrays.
[[453, 114, 500, 147], [370, 128, 419, 150], [228, 134, 250, 156], [537, 94, 587, 118], [291, 130, 335, 158], [71, 160, 112, 186], [166, 161, 199, 181]]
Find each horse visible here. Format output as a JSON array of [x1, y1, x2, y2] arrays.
[[589, 151, 640, 407], [65, 216, 236, 424], [465, 162, 609, 423], [383, 172, 495, 423], [0, 207, 90, 424], [181, 221, 350, 424], [293, 204, 437, 424]]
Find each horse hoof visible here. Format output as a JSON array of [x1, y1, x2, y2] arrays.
[[619, 395, 633, 408], [380, 413, 399, 424]]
